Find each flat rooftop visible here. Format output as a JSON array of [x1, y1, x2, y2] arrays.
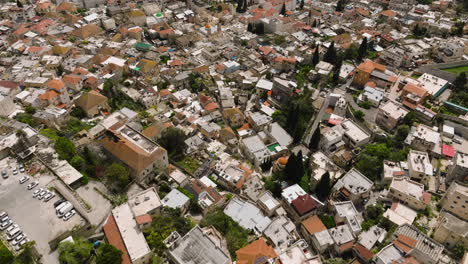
[[112, 203, 151, 262], [128, 187, 161, 217], [341, 119, 370, 143], [390, 178, 424, 200]]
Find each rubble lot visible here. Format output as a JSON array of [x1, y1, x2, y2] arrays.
[[0, 158, 86, 264]]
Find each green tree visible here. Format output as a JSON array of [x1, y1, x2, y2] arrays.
[[70, 155, 86, 172], [280, 3, 286, 15], [96, 244, 122, 264], [16, 0, 23, 8], [453, 72, 467, 92], [357, 37, 368, 62], [309, 127, 321, 150], [54, 137, 77, 161], [332, 56, 343, 83], [236, 0, 243, 12], [335, 0, 345, 11], [104, 163, 130, 189], [300, 0, 304, 9], [315, 172, 331, 200], [158, 127, 187, 160], [0, 242, 14, 264], [323, 41, 337, 64], [325, 258, 347, 264], [70, 106, 86, 119], [58, 238, 93, 264], [353, 109, 365, 121], [312, 47, 320, 65], [453, 244, 467, 260], [395, 125, 410, 145], [25, 105, 36, 115]]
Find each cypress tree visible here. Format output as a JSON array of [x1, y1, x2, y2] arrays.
[[280, 3, 286, 15], [309, 127, 321, 150], [357, 37, 368, 62], [336, 0, 345, 11], [323, 41, 337, 64], [300, 0, 304, 9], [312, 19, 317, 27], [236, 0, 243, 13], [312, 47, 320, 65], [284, 153, 298, 184], [332, 56, 343, 83], [453, 73, 467, 91], [247, 22, 253, 32], [16, 0, 23, 8], [315, 172, 331, 200], [296, 151, 304, 184]]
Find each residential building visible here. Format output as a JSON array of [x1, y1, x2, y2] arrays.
[[407, 150, 433, 183], [167, 226, 231, 264], [436, 41, 465, 62], [0, 95, 15, 117], [383, 202, 417, 226], [300, 215, 327, 246], [75, 90, 109, 117], [333, 168, 373, 203], [128, 187, 162, 217], [358, 85, 384, 107], [405, 124, 441, 155], [161, 189, 190, 211], [388, 178, 430, 210], [393, 224, 444, 264], [257, 191, 282, 216], [263, 216, 297, 252], [100, 124, 168, 182], [224, 197, 272, 233], [417, 73, 450, 98], [376, 100, 408, 130], [309, 152, 343, 189], [321, 119, 371, 153], [329, 224, 355, 255], [282, 184, 322, 221], [235, 239, 277, 264], [382, 160, 406, 183], [352, 60, 397, 89], [440, 181, 468, 220], [277, 240, 322, 264], [446, 151, 468, 183], [433, 211, 468, 249], [354, 226, 386, 263], [103, 203, 152, 264], [400, 83, 428, 110], [333, 201, 363, 235]]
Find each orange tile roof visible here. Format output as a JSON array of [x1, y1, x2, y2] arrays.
[[357, 59, 385, 74], [39, 90, 59, 100], [63, 75, 82, 85], [354, 243, 373, 260], [301, 215, 327, 235], [204, 102, 219, 111], [75, 90, 108, 111], [403, 83, 427, 97], [47, 79, 65, 90], [103, 215, 131, 264], [380, 9, 397, 17], [135, 214, 152, 224], [236, 239, 278, 264]]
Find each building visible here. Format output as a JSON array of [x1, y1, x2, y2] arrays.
[[300, 215, 327, 246], [354, 226, 386, 263], [100, 124, 168, 182], [433, 211, 468, 249], [407, 150, 433, 183], [383, 202, 417, 226], [167, 226, 231, 264], [224, 197, 271, 233], [309, 152, 343, 189], [393, 224, 444, 264], [446, 151, 468, 183], [358, 86, 384, 107], [382, 160, 406, 183], [333, 168, 374, 203], [441, 181, 468, 220], [388, 178, 430, 210], [235, 238, 278, 264], [103, 203, 152, 264], [416, 73, 450, 98], [75, 90, 109, 117], [333, 201, 363, 235], [161, 189, 190, 211], [277, 240, 322, 264], [352, 60, 397, 89], [436, 42, 465, 62], [329, 224, 355, 255], [257, 191, 281, 217], [0, 95, 15, 117], [405, 124, 441, 156], [263, 216, 297, 252], [240, 135, 271, 168], [376, 100, 408, 130], [282, 184, 322, 221], [321, 119, 371, 153], [128, 187, 162, 217]]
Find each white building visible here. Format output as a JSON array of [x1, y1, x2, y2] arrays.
[[0, 95, 15, 117], [407, 150, 433, 183], [388, 178, 430, 210], [333, 168, 373, 203]]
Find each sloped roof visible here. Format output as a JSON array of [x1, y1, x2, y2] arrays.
[[291, 194, 317, 215], [236, 239, 278, 264], [301, 215, 327, 235], [75, 90, 108, 112], [103, 215, 132, 264]]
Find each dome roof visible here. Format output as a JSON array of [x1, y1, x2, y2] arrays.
[[278, 156, 289, 166]]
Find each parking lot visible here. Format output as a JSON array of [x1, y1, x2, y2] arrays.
[[0, 157, 85, 264]]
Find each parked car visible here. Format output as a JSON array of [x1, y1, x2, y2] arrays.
[[6, 228, 22, 241], [1, 215, 9, 222], [37, 190, 48, 200], [32, 189, 42, 198], [63, 210, 76, 221], [12, 168, 18, 175], [1, 170, 8, 179], [0, 211, 7, 219], [56, 202, 70, 213], [14, 238, 28, 251], [44, 192, 56, 202], [19, 176, 29, 184], [54, 199, 66, 208], [6, 224, 18, 233], [27, 181, 39, 190], [11, 234, 26, 246], [0, 220, 12, 230], [19, 164, 25, 173], [58, 203, 74, 218]]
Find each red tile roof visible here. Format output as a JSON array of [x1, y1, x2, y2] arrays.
[[135, 214, 152, 224], [301, 215, 326, 235], [442, 144, 455, 158], [291, 195, 317, 215], [354, 243, 373, 260], [103, 215, 131, 264]]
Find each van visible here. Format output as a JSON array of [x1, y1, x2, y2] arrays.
[[56, 202, 70, 213], [7, 228, 21, 241], [0, 212, 7, 219], [58, 204, 74, 218]]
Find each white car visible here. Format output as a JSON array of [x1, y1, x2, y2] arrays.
[[19, 165, 25, 173], [32, 188, 42, 198], [11, 234, 26, 246], [27, 181, 39, 190], [19, 176, 30, 184], [0, 220, 12, 230], [14, 238, 28, 251], [63, 210, 76, 221], [12, 168, 18, 175], [6, 224, 18, 233], [37, 190, 48, 200], [44, 192, 56, 202]]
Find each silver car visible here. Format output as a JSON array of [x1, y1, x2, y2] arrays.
[[32, 189, 42, 198], [37, 190, 48, 200], [44, 192, 56, 202], [19, 176, 29, 184], [27, 181, 39, 190], [63, 210, 76, 221], [0, 220, 12, 230], [11, 234, 26, 246]]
